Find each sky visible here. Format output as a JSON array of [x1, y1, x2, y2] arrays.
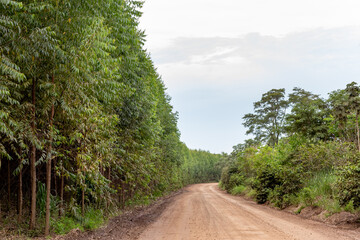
[[139, 0, 360, 154]]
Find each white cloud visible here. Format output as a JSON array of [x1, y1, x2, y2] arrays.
[[153, 27, 360, 92], [140, 0, 360, 50], [139, 0, 360, 153]]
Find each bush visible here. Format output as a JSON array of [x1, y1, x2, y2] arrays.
[[220, 137, 360, 212], [252, 165, 280, 204], [220, 166, 241, 191], [336, 161, 360, 208]]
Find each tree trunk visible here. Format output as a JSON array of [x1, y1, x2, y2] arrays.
[[29, 78, 37, 230], [44, 145, 52, 235], [7, 159, 11, 210], [121, 181, 125, 208], [45, 74, 55, 236], [356, 113, 360, 151], [0, 157, 1, 221], [59, 172, 64, 216], [81, 189, 85, 216], [18, 157, 23, 222], [54, 159, 57, 196]]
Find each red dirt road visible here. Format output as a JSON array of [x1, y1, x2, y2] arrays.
[[138, 183, 360, 240]]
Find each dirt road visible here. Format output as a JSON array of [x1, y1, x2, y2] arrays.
[[138, 183, 359, 240]]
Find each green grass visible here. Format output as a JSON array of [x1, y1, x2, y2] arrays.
[[52, 208, 104, 235], [52, 216, 83, 235], [230, 185, 246, 195], [297, 171, 342, 214]]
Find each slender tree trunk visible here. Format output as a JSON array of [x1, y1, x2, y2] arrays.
[[44, 143, 52, 235], [53, 161, 59, 213], [81, 189, 85, 216], [7, 159, 11, 210], [54, 159, 57, 196], [59, 172, 64, 216], [18, 157, 23, 222], [29, 78, 37, 230], [0, 156, 1, 221], [121, 181, 125, 208], [356, 113, 360, 151], [45, 74, 55, 236]]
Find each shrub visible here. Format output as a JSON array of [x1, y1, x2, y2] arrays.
[[336, 161, 360, 208], [252, 165, 281, 204], [220, 166, 241, 191]]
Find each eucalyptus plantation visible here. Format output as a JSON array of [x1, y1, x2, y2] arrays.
[[0, 0, 222, 237]]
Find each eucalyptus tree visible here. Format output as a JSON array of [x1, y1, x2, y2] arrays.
[[0, 0, 206, 236], [1, 0, 59, 230], [0, 0, 26, 161]]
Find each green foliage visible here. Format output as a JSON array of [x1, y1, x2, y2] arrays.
[[286, 87, 330, 140], [52, 207, 104, 234], [229, 83, 360, 211], [344, 200, 355, 213], [52, 216, 82, 235], [0, 0, 222, 236], [82, 208, 104, 230], [336, 161, 360, 208], [252, 164, 281, 204], [180, 145, 222, 184], [36, 182, 46, 218], [243, 88, 288, 146], [230, 185, 246, 195], [297, 172, 337, 211], [221, 133, 360, 211]]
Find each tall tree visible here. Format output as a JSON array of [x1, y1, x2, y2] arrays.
[[345, 82, 360, 150], [243, 88, 288, 146], [286, 87, 329, 140]]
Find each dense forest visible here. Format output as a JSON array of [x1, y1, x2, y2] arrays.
[[220, 84, 360, 214], [0, 0, 221, 237]]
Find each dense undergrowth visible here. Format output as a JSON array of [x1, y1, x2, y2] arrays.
[[220, 84, 360, 217], [220, 134, 360, 215]]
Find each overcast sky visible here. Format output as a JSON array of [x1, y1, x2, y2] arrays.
[[139, 0, 360, 154]]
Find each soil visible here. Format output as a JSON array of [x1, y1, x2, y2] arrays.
[[3, 183, 359, 239], [56, 190, 183, 240], [137, 183, 360, 240], [67, 183, 359, 240]]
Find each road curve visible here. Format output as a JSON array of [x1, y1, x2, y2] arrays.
[[137, 183, 359, 240]]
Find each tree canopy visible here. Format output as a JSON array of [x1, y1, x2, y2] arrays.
[[0, 0, 221, 236]]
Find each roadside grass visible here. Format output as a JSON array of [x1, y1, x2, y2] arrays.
[[295, 171, 360, 215], [230, 185, 246, 195], [297, 172, 341, 213], [53, 207, 105, 235], [228, 184, 256, 200], [228, 172, 360, 217]]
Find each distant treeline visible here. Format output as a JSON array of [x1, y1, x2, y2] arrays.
[[0, 0, 221, 236], [220, 83, 360, 214]]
